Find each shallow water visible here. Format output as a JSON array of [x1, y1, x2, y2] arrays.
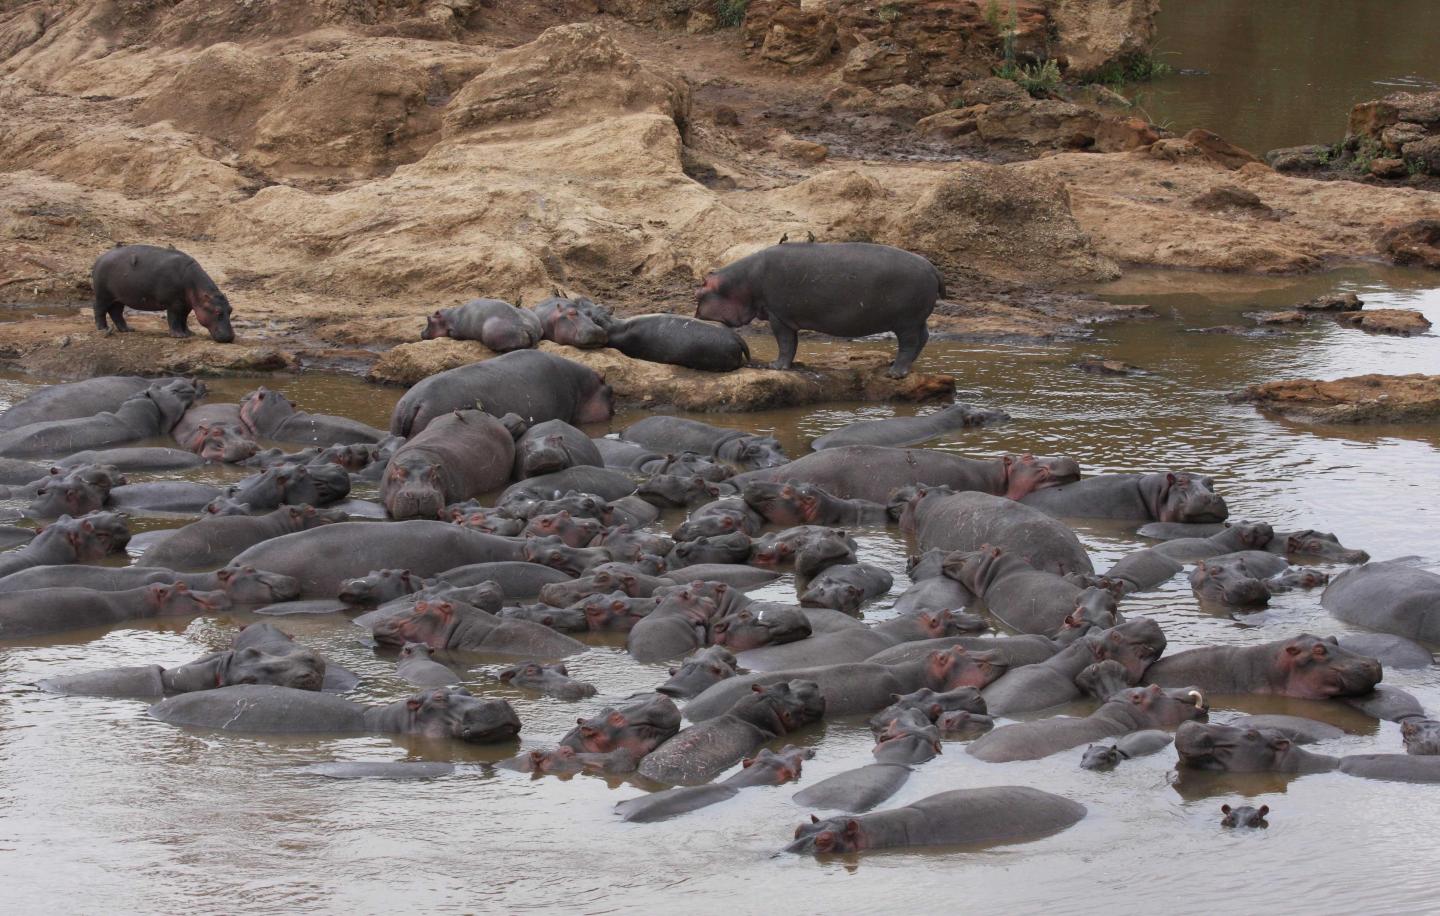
[[1135, 0, 1440, 154], [2, 266, 1440, 914]]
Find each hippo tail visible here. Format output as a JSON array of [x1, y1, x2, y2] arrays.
[[739, 336, 751, 362], [391, 402, 420, 438], [934, 266, 946, 302]]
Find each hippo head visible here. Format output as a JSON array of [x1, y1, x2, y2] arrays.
[[149, 582, 230, 616], [291, 503, 347, 530], [1176, 722, 1304, 773], [758, 679, 826, 733], [186, 285, 234, 343], [497, 662, 576, 693], [1115, 683, 1208, 728], [638, 474, 718, 508], [215, 565, 301, 604], [372, 599, 459, 649], [925, 646, 1007, 690], [1401, 719, 1440, 756], [1272, 634, 1382, 699], [657, 646, 737, 698], [936, 709, 994, 738], [238, 387, 297, 436], [1075, 660, 1133, 701], [1149, 472, 1228, 524], [383, 454, 447, 520], [915, 609, 982, 640], [576, 377, 615, 426], [564, 694, 681, 757], [292, 463, 350, 506], [29, 466, 121, 518], [749, 534, 796, 568], [893, 484, 955, 533], [695, 272, 760, 328], [1225, 520, 1276, 550], [338, 569, 424, 606], [738, 746, 814, 785], [1002, 454, 1080, 500], [579, 593, 649, 632], [941, 545, 1005, 595], [519, 435, 574, 478], [794, 532, 855, 577], [205, 497, 250, 516], [524, 511, 602, 548], [222, 646, 325, 690], [1080, 744, 1124, 771], [536, 297, 609, 348], [711, 605, 811, 651], [872, 708, 942, 764], [787, 815, 868, 855], [316, 444, 380, 473], [188, 422, 258, 463], [1221, 804, 1269, 828], [1282, 530, 1369, 564], [1084, 617, 1166, 683], [45, 512, 130, 560], [1053, 587, 1124, 644], [727, 436, 788, 470], [1190, 560, 1271, 607], [506, 745, 582, 775], [741, 480, 811, 526], [398, 688, 521, 742], [797, 577, 867, 614], [420, 310, 452, 341], [522, 536, 593, 577]]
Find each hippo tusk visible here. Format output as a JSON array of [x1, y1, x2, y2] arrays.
[[1188, 690, 1205, 707]]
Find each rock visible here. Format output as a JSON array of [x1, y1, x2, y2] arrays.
[[1050, 0, 1161, 79], [1191, 185, 1272, 215], [840, 40, 914, 87], [1350, 91, 1440, 139], [1250, 311, 1308, 326], [1332, 309, 1432, 337], [755, 4, 837, 67], [1378, 219, 1440, 269], [775, 134, 829, 163], [1093, 116, 1159, 152], [974, 99, 1100, 149], [1265, 145, 1329, 172], [1382, 122, 1428, 154], [1297, 293, 1363, 312], [915, 107, 982, 139], [1148, 138, 1204, 163], [1183, 129, 1263, 170], [1074, 358, 1143, 376], [714, 105, 740, 127], [1231, 374, 1440, 424], [1370, 158, 1409, 179], [872, 84, 947, 121], [959, 77, 1028, 107], [1401, 136, 1440, 174]]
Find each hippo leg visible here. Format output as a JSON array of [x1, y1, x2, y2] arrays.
[[168, 308, 193, 338], [888, 324, 928, 378], [768, 321, 799, 371], [109, 303, 131, 332]]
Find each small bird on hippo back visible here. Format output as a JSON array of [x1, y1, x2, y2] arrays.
[[90, 244, 236, 343], [694, 241, 942, 378]]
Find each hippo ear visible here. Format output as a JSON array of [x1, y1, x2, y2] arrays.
[[1323, 635, 1338, 645], [843, 819, 860, 838], [406, 697, 423, 711], [1257, 805, 1270, 816], [668, 667, 678, 675], [1166, 473, 1177, 486], [1221, 804, 1233, 814], [751, 684, 767, 693], [741, 756, 756, 768], [809, 814, 820, 824]]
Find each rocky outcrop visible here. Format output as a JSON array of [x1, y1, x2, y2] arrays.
[[1231, 375, 1440, 425], [1378, 219, 1440, 269], [1270, 90, 1440, 190], [1332, 309, 1432, 337], [1048, 0, 1160, 79]]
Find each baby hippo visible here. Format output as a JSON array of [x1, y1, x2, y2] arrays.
[[1220, 804, 1270, 828], [421, 298, 542, 351], [872, 708, 942, 765], [656, 646, 738, 699], [1079, 730, 1174, 771], [798, 563, 893, 614], [497, 661, 597, 700], [396, 642, 460, 687]]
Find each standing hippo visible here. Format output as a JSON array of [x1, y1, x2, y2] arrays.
[[382, 410, 514, 520], [421, 299, 543, 352], [0, 379, 201, 459], [696, 242, 942, 377], [531, 296, 611, 348], [907, 490, 1094, 577], [513, 420, 604, 480], [601, 314, 750, 372], [390, 350, 613, 437], [1321, 560, 1440, 643], [811, 403, 1010, 450], [1143, 634, 1382, 700], [0, 511, 130, 579], [1020, 472, 1229, 524], [238, 388, 386, 446], [91, 244, 235, 342]]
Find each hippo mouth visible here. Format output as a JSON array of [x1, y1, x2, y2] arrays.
[[1173, 722, 1232, 770]]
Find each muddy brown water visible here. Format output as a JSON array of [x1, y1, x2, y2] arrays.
[[1137, 0, 1440, 155], [2, 267, 1439, 913]]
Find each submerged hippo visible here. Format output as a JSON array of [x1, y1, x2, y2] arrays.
[[381, 410, 514, 520], [1020, 472, 1228, 524], [91, 244, 235, 342], [969, 684, 1208, 763], [1143, 634, 1382, 700], [1321, 560, 1440, 644], [621, 416, 787, 471], [1175, 721, 1440, 783], [909, 490, 1094, 577], [811, 402, 1010, 450], [1220, 804, 1270, 828], [421, 299, 542, 351], [0, 511, 130, 579], [696, 242, 941, 378], [615, 746, 813, 823], [0, 380, 201, 459], [0, 582, 228, 641]]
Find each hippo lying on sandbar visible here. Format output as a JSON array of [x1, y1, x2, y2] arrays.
[[785, 786, 1086, 855], [1321, 559, 1440, 644], [1175, 722, 1440, 783], [421, 298, 542, 352], [601, 314, 751, 373], [1142, 634, 1382, 700], [615, 747, 813, 823], [1020, 472, 1228, 524], [810, 402, 1009, 450], [150, 685, 521, 742]]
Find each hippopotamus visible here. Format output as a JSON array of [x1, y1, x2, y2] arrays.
[[538, 567, 666, 607], [171, 404, 258, 464], [107, 481, 225, 514], [733, 447, 1077, 505], [741, 480, 887, 527], [734, 610, 972, 671], [621, 417, 787, 471], [139, 504, 343, 571], [513, 420, 603, 480], [532, 296, 610, 348], [1143, 634, 1382, 700], [435, 561, 571, 599], [890, 551, 976, 615], [969, 683, 1208, 763], [497, 661, 597, 700], [797, 563, 893, 613], [498, 745, 638, 777], [1020, 472, 1228, 524], [657, 645, 738, 698], [373, 598, 585, 658], [869, 686, 986, 730], [521, 536, 609, 577], [710, 603, 812, 652], [786, 786, 1086, 855], [0, 582, 228, 641], [391, 350, 613, 437], [498, 467, 636, 503], [221, 461, 350, 510], [600, 313, 750, 372], [394, 642, 461, 686], [38, 633, 325, 698], [20, 464, 125, 517], [351, 579, 503, 629], [381, 410, 514, 520], [640, 451, 734, 482], [697, 242, 941, 377], [499, 603, 587, 632], [667, 531, 751, 569], [231, 521, 524, 597], [871, 707, 943, 765], [637, 474, 729, 509], [1078, 730, 1174, 770], [750, 526, 857, 576], [0, 563, 297, 605], [675, 498, 762, 541], [941, 546, 1111, 634], [791, 764, 914, 814], [907, 490, 1093, 577], [684, 646, 1006, 723], [982, 619, 1166, 716], [150, 685, 520, 741], [626, 584, 727, 663], [0, 511, 130, 579], [811, 403, 1010, 450], [638, 680, 825, 785], [450, 504, 525, 536], [56, 446, 203, 472], [1322, 560, 1440, 643], [523, 512, 603, 548], [1146, 522, 1276, 562], [237, 388, 386, 447], [339, 569, 428, 607], [0, 457, 50, 484], [1265, 529, 1370, 564], [1189, 551, 1307, 607], [658, 564, 777, 590], [1403, 719, 1440, 755], [1220, 804, 1270, 828], [0, 376, 185, 431], [91, 244, 235, 341], [0, 526, 36, 550], [1175, 721, 1440, 783], [421, 299, 543, 351], [615, 746, 813, 823], [559, 694, 682, 758], [0, 379, 201, 458], [591, 526, 674, 564]]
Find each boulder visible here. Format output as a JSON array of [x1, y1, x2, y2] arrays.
[[1265, 145, 1329, 172], [974, 99, 1099, 148], [1297, 293, 1363, 312], [915, 107, 983, 139], [1378, 219, 1440, 269], [1401, 136, 1440, 174], [1333, 309, 1432, 336], [754, 4, 837, 67], [1191, 185, 1272, 215], [1093, 116, 1160, 152], [959, 76, 1029, 107], [1231, 374, 1440, 424], [1050, 0, 1161, 79], [1184, 129, 1263, 170], [839, 39, 915, 87]]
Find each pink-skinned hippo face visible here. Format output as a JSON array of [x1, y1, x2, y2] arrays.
[[695, 273, 760, 328]]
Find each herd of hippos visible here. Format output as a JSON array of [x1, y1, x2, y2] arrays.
[[0, 241, 1438, 855]]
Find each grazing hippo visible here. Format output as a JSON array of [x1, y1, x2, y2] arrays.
[[91, 244, 235, 341], [238, 388, 386, 446], [941, 546, 1112, 635], [907, 490, 1093, 577], [638, 680, 826, 785], [0, 582, 228, 641], [601, 314, 750, 372], [786, 786, 1086, 855], [811, 403, 1010, 450], [969, 683, 1208, 763], [382, 410, 514, 520], [496, 661, 597, 700], [710, 603, 812, 651], [150, 685, 520, 741], [559, 694, 682, 758], [0, 376, 176, 432], [733, 447, 1077, 504], [615, 746, 813, 823], [514, 420, 603, 480], [1175, 721, 1440, 783], [1021, 472, 1228, 524], [0, 511, 130, 579], [697, 242, 941, 377], [1322, 560, 1440, 643], [532, 296, 610, 348], [140, 505, 343, 571], [421, 299, 543, 351], [1402, 719, 1440, 756], [1079, 730, 1174, 770], [1143, 634, 1382, 700], [797, 563, 893, 614], [395, 643, 461, 686], [657, 645, 738, 698], [982, 619, 1167, 716], [373, 599, 585, 658], [1220, 804, 1270, 828], [0, 379, 201, 458], [872, 708, 943, 765], [741, 480, 887, 527], [621, 417, 787, 471], [57, 447, 203, 472], [390, 350, 613, 436]]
